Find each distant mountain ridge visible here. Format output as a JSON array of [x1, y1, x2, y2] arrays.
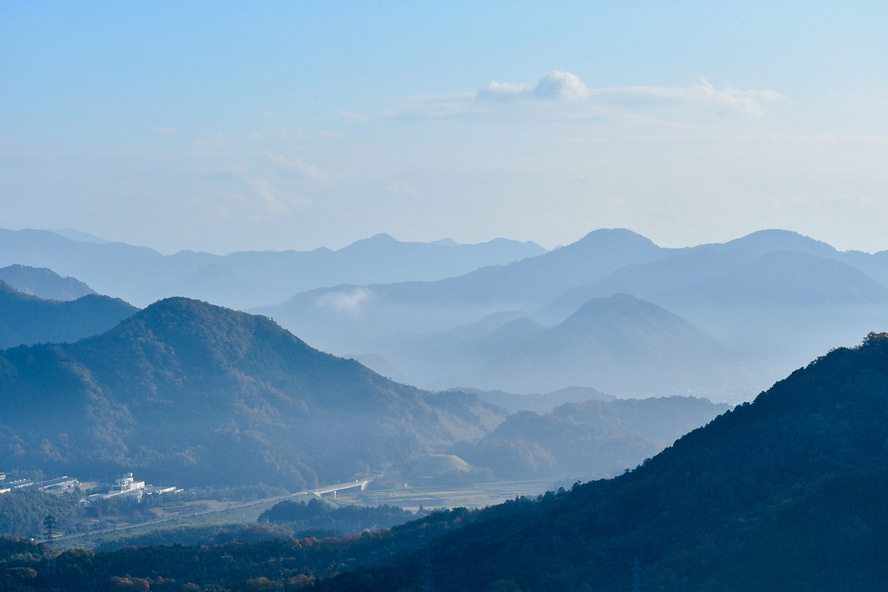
[[0, 228, 545, 309], [259, 228, 888, 401], [0, 264, 95, 301]]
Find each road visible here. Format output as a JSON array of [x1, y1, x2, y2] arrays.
[[54, 476, 378, 543]]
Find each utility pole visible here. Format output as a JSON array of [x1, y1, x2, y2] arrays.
[[43, 514, 57, 575]]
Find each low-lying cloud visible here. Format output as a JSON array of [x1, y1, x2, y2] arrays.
[[315, 288, 374, 315]]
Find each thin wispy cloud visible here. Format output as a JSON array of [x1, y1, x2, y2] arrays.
[[391, 72, 782, 119], [595, 80, 785, 117], [266, 153, 326, 181]]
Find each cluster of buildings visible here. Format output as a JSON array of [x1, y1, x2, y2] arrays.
[[0, 472, 80, 495], [85, 472, 179, 503], [0, 471, 179, 502]]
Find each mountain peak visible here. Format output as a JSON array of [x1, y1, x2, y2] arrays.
[[727, 229, 838, 256]]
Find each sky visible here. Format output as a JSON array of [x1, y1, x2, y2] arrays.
[[2, 2, 888, 255]]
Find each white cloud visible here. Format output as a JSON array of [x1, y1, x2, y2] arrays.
[[597, 80, 785, 117], [477, 81, 534, 100], [534, 71, 590, 101], [391, 72, 781, 120], [315, 288, 374, 315], [478, 71, 589, 102]]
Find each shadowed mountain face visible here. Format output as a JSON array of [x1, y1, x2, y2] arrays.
[[305, 333, 888, 591], [23, 336, 888, 591], [0, 298, 504, 488], [0, 280, 137, 348]]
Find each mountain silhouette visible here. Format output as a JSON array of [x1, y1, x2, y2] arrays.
[[453, 294, 748, 396], [0, 264, 95, 300]]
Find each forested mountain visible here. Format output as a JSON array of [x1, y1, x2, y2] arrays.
[[6, 334, 888, 591], [0, 228, 544, 309], [0, 297, 504, 488], [0, 265, 94, 301], [0, 281, 136, 348], [319, 331, 888, 591]]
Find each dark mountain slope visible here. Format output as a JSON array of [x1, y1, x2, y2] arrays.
[[16, 335, 888, 591], [314, 332, 888, 591], [0, 298, 503, 488], [0, 280, 137, 348]]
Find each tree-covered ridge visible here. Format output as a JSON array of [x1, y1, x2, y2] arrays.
[[258, 497, 420, 537], [0, 297, 504, 489], [4, 334, 888, 590]]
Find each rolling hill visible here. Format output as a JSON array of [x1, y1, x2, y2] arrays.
[[0, 297, 504, 489]]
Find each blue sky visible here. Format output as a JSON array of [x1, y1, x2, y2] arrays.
[[2, 2, 887, 254]]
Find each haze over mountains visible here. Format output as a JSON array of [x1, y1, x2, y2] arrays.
[[4, 226, 888, 401], [0, 297, 727, 491], [257, 228, 888, 400], [0, 228, 544, 309]]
